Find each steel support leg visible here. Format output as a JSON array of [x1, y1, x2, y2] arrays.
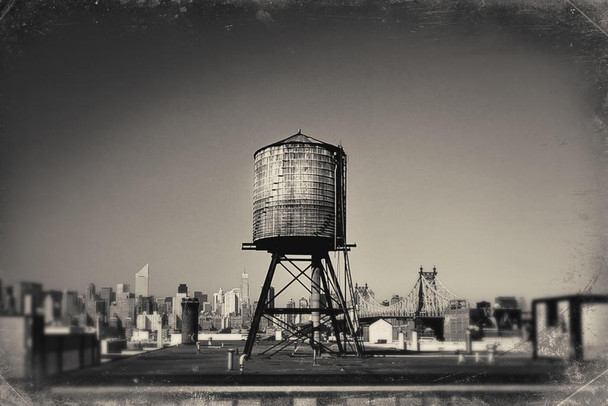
[[244, 253, 279, 358], [320, 267, 344, 354], [324, 253, 363, 355], [311, 254, 322, 355]]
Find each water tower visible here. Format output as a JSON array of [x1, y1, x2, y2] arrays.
[[243, 131, 363, 358]]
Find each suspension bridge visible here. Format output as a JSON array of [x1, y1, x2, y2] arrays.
[[354, 266, 468, 320]]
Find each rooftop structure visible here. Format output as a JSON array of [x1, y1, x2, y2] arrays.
[[244, 132, 361, 358]]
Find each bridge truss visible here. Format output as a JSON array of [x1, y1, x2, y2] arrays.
[[355, 266, 466, 319]]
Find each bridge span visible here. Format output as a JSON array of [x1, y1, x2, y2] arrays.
[[354, 266, 468, 321]]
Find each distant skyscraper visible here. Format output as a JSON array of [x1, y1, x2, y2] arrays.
[[177, 284, 188, 294], [224, 288, 241, 315], [100, 286, 112, 301], [135, 264, 150, 297], [86, 282, 96, 301], [241, 270, 250, 308], [213, 288, 224, 316], [61, 289, 79, 322], [85, 282, 100, 323], [117, 284, 130, 296], [116, 295, 136, 326], [390, 294, 402, 306], [286, 298, 296, 325], [268, 286, 275, 309], [193, 291, 208, 304], [12, 282, 43, 315], [298, 296, 309, 324], [43, 290, 63, 323], [168, 313, 181, 330], [136, 296, 154, 317], [152, 297, 172, 317], [99, 286, 113, 316], [173, 292, 188, 318], [155, 297, 167, 314]]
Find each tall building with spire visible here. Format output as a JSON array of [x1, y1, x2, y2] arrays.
[[241, 270, 250, 308], [135, 264, 149, 297]]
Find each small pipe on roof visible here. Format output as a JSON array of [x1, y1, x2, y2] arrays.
[[239, 354, 247, 374]]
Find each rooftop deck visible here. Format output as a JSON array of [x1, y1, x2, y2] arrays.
[[21, 342, 607, 405]]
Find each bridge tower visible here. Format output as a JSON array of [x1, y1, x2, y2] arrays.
[[415, 266, 443, 337], [416, 266, 439, 316], [242, 132, 363, 358]]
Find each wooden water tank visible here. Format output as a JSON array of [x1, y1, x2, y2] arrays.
[[252, 131, 346, 252]]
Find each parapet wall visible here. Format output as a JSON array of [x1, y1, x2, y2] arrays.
[[0, 315, 100, 379]]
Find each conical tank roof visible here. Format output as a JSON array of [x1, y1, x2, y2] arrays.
[[255, 130, 336, 156]]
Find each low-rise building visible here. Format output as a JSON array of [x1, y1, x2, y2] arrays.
[[368, 318, 393, 344]]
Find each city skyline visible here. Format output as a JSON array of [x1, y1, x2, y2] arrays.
[[0, 265, 534, 311], [1, 14, 606, 305], [1, 233, 604, 305]]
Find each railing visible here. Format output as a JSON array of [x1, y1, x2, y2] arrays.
[[44, 332, 100, 376]]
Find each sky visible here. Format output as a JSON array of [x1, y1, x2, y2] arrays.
[[1, 11, 606, 306]]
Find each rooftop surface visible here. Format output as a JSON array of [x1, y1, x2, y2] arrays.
[[24, 342, 608, 405]]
